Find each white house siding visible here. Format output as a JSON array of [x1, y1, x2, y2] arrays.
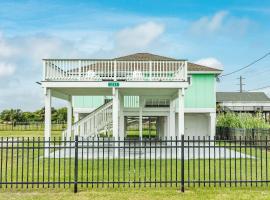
[[176, 113, 210, 138]]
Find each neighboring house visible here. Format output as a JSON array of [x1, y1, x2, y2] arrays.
[[217, 92, 270, 113], [41, 53, 222, 139]]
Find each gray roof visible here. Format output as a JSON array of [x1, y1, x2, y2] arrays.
[[217, 92, 270, 102], [115, 53, 222, 72]]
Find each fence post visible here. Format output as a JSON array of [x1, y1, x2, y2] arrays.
[[181, 134, 185, 192], [74, 135, 78, 193]]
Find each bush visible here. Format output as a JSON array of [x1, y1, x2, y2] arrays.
[[217, 112, 270, 129]]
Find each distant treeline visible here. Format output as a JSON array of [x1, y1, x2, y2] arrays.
[[0, 107, 67, 123]]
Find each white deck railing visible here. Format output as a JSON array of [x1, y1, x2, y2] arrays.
[[43, 59, 187, 81], [62, 100, 113, 139]]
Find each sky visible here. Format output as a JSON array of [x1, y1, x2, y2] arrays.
[[0, 0, 270, 111]]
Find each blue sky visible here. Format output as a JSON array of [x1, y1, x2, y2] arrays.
[[0, 0, 270, 111]]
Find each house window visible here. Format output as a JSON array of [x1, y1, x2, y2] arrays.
[[188, 75, 192, 86]]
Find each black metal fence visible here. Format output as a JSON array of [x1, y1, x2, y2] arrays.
[[216, 126, 270, 139], [0, 135, 270, 193], [0, 122, 66, 131]]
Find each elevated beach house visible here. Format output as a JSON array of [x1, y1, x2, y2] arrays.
[[41, 53, 222, 140]]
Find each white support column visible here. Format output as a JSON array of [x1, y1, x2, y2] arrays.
[[169, 99, 176, 138], [44, 88, 51, 157], [124, 117, 127, 138], [112, 88, 119, 139], [119, 93, 125, 140], [44, 88, 51, 139], [178, 88, 185, 138], [139, 96, 144, 140], [67, 95, 72, 138], [209, 112, 216, 139], [74, 112, 79, 123], [165, 116, 169, 138]]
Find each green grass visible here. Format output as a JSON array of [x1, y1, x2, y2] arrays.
[[1, 187, 270, 200], [0, 123, 66, 132], [0, 131, 270, 199], [126, 130, 157, 138], [0, 131, 62, 138]]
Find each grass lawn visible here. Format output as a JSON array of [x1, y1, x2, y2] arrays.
[[0, 123, 66, 132], [0, 187, 270, 200], [0, 130, 270, 200], [0, 130, 62, 138]]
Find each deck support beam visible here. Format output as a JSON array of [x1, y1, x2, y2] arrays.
[[209, 112, 216, 139], [112, 88, 119, 139], [44, 88, 51, 157], [119, 93, 125, 140], [169, 99, 176, 138], [178, 88, 185, 138], [67, 95, 72, 138], [139, 96, 144, 140]]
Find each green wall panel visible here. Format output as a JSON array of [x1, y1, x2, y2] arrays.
[[124, 96, 139, 108], [184, 74, 216, 108], [73, 96, 104, 108]]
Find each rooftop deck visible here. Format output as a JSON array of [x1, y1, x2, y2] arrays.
[[43, 59, 187, 82]]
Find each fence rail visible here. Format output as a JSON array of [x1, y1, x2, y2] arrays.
[[0, 135, 270, 193], [0, 122, 66, 131], [216, 126, 270, 139]]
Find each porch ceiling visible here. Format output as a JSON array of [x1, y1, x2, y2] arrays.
[[51, 87, 178, 100]]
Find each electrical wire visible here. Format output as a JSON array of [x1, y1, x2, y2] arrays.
[[221, 51, 270, 77]]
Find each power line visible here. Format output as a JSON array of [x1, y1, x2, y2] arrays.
[[248, 85, 270, 91], [221, 51, 270, 77]]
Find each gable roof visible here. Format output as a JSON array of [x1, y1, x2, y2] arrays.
[[115, 53, 177, 61], [115, 53, 222, 73], [217, 92, 270, 102]]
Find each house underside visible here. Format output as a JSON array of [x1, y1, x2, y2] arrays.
[[41, 53, 221, 140]]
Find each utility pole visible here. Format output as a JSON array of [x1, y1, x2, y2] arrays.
[[238, 76, 245, 92]]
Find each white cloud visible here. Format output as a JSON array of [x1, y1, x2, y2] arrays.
[[0, 33, 18, 57], [191, 11, 228, 34], [195, 57, 223, 69], [190, 11, 250, 36], [0, 62, 15, 77], [115, 21, 165, 50]]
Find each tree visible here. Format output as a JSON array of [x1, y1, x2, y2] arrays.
[[0, 107, 67, 123], [0, 109, 23, 124], [57, 107, 67, 122]]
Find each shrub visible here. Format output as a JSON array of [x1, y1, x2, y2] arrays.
[[217, 112, 270, 129]]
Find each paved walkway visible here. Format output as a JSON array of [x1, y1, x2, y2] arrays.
[[48, 142, 254, 159]]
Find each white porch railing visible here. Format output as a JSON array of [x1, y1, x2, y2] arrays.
[[62, 100, 113, 139], [43, 59, 187, 82]]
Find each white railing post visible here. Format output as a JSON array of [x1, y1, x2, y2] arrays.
[[78, 60, 81, 80], [114, 60, 117, 81], [184, 61, 188, 81], [149, 61, 152, 81], [43, 60, 46, 80]]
